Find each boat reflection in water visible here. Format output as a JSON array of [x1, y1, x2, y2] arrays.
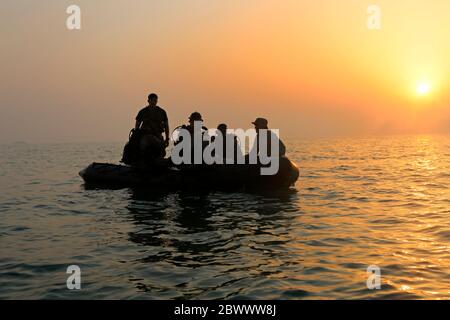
[[122, 187, 300, 299]]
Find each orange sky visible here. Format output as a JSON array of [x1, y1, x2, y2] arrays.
[[0, 0, 449, 143]]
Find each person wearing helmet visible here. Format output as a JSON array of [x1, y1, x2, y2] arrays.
[[187, 112, 204, 130], [173, 112, 209, 164]]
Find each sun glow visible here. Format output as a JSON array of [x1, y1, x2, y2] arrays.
[[416, 83, 431, 96]]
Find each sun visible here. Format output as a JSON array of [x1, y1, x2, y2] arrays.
[[416, 82, 431, 96]]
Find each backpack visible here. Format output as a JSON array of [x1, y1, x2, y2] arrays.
[[121, 129, 143, 165]]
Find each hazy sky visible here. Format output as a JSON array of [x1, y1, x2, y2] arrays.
[[1, 0, 449, 143]]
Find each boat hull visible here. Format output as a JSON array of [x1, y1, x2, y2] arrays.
[[79, 158, 299, 191]]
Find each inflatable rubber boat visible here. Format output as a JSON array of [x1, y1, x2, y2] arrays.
[[79, 157, 299, 191]]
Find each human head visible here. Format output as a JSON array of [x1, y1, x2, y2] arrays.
[[148, 93, 158, 107], [217, 123, 227, 134], [188, 112, 203, 125], [252, 118, 268, 130]]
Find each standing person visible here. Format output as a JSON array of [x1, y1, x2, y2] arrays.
[[135, 93, 170, 159]]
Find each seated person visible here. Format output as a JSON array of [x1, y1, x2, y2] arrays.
[[212, 123, 244, 164], [173, 112, 209, 165], [248, 117, 286, 162]]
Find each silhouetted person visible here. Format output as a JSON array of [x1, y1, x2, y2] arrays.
[[135, 93, 170, 160], [248, 118, 286, 160], [213, 123, 243, 163], [184, 112, 207, 134], [174, 112, 209, 165]]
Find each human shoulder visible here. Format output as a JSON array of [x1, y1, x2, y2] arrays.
[[136, 106, 149, 120], [138, 106, 150, 114], [156, 105, 167, 113], [156, 106, 168, 119]]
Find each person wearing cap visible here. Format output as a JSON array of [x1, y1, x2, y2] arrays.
[[134, 93, 170, 159], [249, 117, 286, 160]]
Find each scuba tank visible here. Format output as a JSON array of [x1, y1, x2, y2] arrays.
[[121, 129, 143, 165]]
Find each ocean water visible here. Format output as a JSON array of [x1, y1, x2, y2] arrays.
[[0, 135, 449, 300]]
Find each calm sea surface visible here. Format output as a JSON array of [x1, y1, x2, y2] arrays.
[[0, 135, 449, 299]]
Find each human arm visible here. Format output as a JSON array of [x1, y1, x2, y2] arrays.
[[135, 120, 142, 130], [163, 110, 170, 146], [164, 121, 170, 146], [135, 108, 144, 130]]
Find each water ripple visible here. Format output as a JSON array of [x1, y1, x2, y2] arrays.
[[1, 136, 449, 299]]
